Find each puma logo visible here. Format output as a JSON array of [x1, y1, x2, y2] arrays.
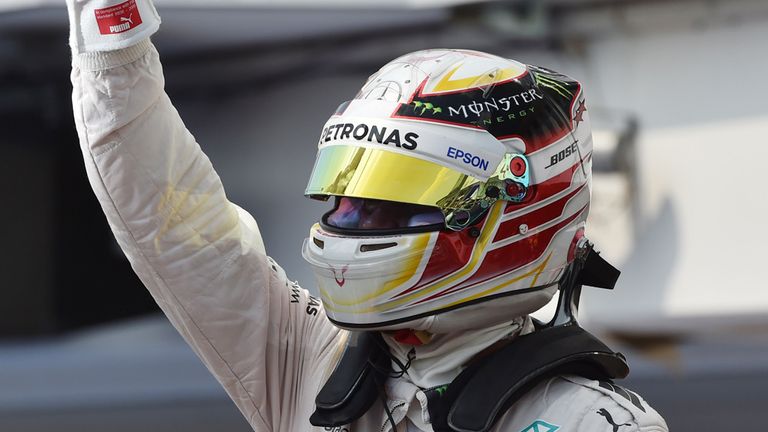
[[596, 408, 631, 432], [109, 13, 135, 33]]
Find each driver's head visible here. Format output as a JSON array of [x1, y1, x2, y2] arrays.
[[302, 49, 592, 333]]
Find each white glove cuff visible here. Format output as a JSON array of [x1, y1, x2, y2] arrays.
[[67, 0, 161, 54]]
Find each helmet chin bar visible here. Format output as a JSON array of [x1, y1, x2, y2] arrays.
[[325, 283, 559, 333], [547, 240, 621, 328]]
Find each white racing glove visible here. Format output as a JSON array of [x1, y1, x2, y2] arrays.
[[66, 0, 161, 53]]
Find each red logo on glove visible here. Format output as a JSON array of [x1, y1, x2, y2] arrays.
[[95, 0, 143, 35]]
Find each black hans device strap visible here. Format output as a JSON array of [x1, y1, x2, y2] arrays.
[[431, 323, 628, 432], [310, 332, 391, 427]]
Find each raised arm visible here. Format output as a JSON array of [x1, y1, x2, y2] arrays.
[[67, 2, 343, 430]]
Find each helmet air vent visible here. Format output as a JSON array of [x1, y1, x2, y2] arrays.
[[313, 237, 325, 249], [360, 242, 397, 253]]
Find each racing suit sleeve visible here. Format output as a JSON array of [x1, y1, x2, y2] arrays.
[[68, 6, 344, 431], [562, 376, 669, 432]]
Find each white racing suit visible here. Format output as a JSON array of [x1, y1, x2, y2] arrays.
[[68, 7, 668, 432]]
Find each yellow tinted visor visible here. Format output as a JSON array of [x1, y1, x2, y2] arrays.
[[305, 145, 480, 209]]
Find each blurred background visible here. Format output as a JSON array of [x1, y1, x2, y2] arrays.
[[2, 0, 768, 430]]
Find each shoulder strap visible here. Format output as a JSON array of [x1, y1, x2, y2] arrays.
[[310, 332, 390, 427], [430, 323, 628, 432]]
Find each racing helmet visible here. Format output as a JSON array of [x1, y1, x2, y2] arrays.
[[302, 49, 593, 333]]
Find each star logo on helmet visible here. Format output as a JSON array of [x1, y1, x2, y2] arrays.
[[573, 99, 587, 126], [330, 265, 348, 287]]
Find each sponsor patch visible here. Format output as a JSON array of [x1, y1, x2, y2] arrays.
[[544, 141, 580, 169], [596, 408, 632, 432], [446, 146, 490, 171], [95, 0, 143, 35], [520, 420, 560, 432], [319, 122, 418, 150]]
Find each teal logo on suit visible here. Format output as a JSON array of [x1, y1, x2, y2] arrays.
[[520, 420, 560, 432]]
